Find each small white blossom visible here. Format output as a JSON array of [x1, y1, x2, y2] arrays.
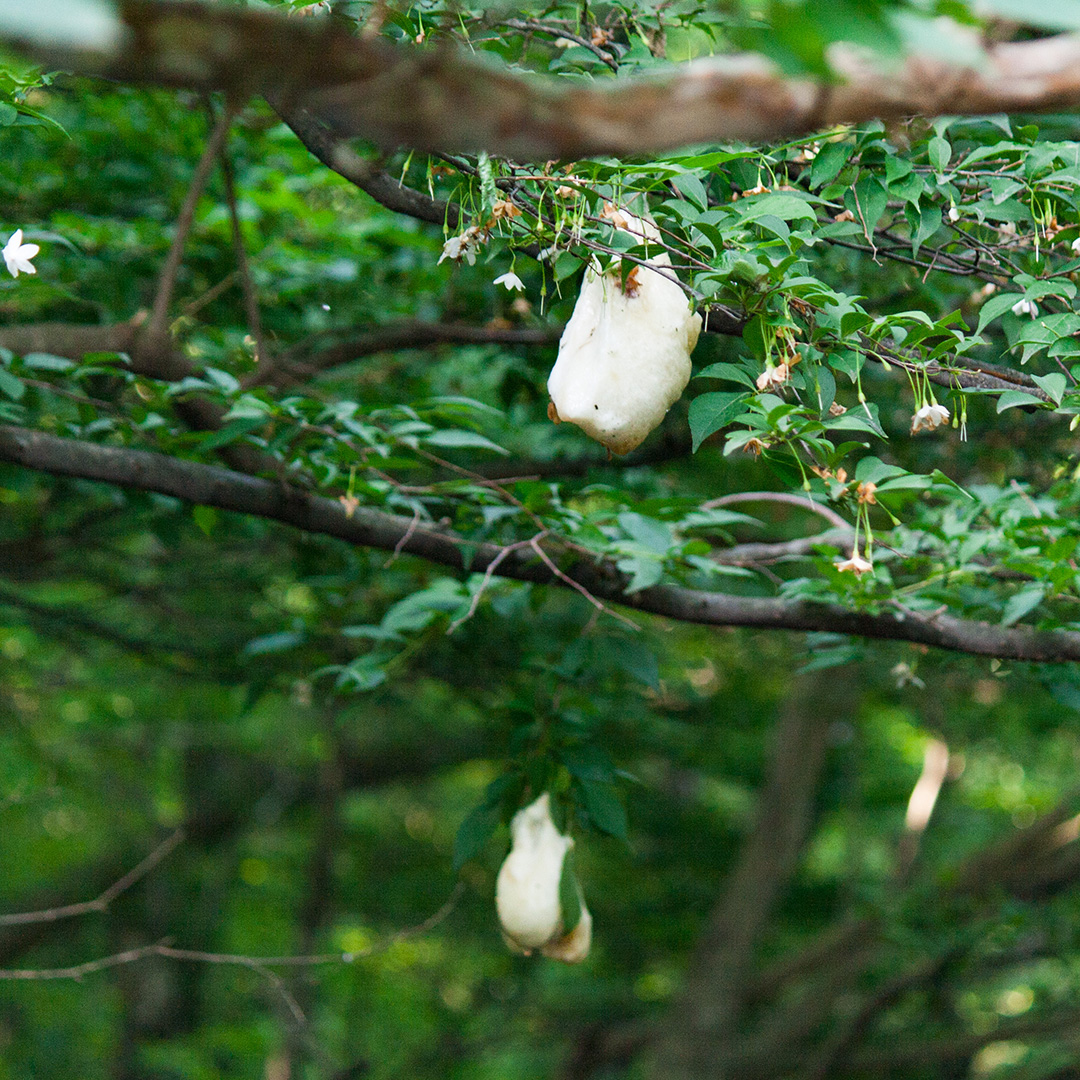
[[1071, 237, 1080, 255], [910, 402, 950, 434], [494, 270, 525, 292], [1011, 298, 1038, 318], [947, 205, 960, 222], [438, 225, 482, 266], [836, 550, 873, 576], [2, 229, 39, 278]]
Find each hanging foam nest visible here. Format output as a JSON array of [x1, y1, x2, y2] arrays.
[[547, 212, 702, 455], [495, 792, 592, 963]]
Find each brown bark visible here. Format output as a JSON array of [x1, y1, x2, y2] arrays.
[[10, 1, 1080, 159], [2, 425, 1080, 662]]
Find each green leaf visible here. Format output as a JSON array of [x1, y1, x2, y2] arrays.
[[696, 362, 757, 389], [0, 368, 25, 401], [558, 854, 583, 934], [689, 391, 750, 451], [453, 799, 503, 872], [928, 136, 952, 173], [735, 194, 817, 223], [671, 171, 708, 210], [243, 631, 304, 656], [192, 505, 218, 536], [579, 779, 629, 841], [1033, 373, 1067, 405], [996, 390, 1045, 412], [21, 352, 74, 372], [1002, 585, 1046, 627], [854, 456, 907, 485], [810, 141, 853, 187], [976, 293, 1026, 336], [617, 554, 663, 593], [618, 512, 672, 553], [424, 429, 509, 455], [198, 417, 265, 451]]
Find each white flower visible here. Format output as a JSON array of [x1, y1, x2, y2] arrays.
[[2, 229, 39, 278], [495, 792, 591, 962], [1071, 237, 1080, 255], [494, 270, 525, 292], [836, 550, 873, 575], [438, 225, 482, 266], [1011, 298, 1038, 318], [947, 205, 960, 222], [910, 402, 950, 434]]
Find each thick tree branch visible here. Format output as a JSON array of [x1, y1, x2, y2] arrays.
[[12, 1, 1080, 158], [2, 425, 1080, 661], [276, 104, 458, 228]]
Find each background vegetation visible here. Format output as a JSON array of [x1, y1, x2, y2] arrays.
[[5, 1, 1080, 1077]]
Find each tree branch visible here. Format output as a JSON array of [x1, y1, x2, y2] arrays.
[[147, 103, 237, 344], [647, 674, 839, 1076], [0, 831, 184, 927], [276, 103, 458, 228], [1, 426, 1078, 663], [12, 0, 1080, 158]]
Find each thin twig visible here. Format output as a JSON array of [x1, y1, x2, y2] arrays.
[[383, 506, 422, 567], [182, 270, 239, 317], [701, 491, 850, 531], [147, 103, 238, 343], [447, 535, 537, 634], [0, 883, 463, 981], [0, 830, 185, 926], [217, 126, 268, 372], [528, 535, 640, 630]]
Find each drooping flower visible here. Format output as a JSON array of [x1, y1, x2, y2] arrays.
[[495, 792, 591, 963], [546, 209, 701, 455], [2, 230, 39, 278], [947, 205, 960, 222], [755, 362, 790, 391], [837, 549, 874, 575], [1011, 297, 1038, 318], [494, 270, 525, 292], [911, 403, 950, 434], [438, 225, 483, 266], [1071, 237, 1080, 256]]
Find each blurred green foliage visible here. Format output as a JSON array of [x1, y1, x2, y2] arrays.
[[3, 2, 1080, 1078]]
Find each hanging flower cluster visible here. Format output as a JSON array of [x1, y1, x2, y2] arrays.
[[495, 792, 592, 964], [546, 207, 701, 455], [908, 364, 951, 436]]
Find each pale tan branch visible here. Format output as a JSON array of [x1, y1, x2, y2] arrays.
[[0, 831, 184, 926], [10, 1, 1080, 157]]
